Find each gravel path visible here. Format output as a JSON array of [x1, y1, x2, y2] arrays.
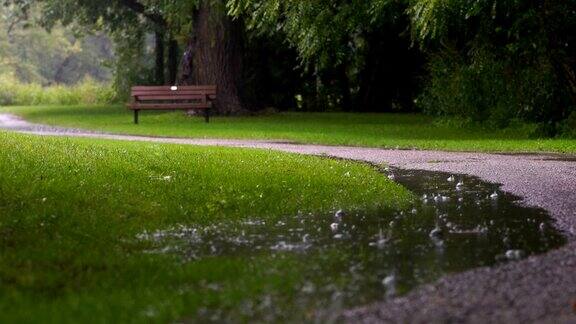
[[1, 114, 575, 323]]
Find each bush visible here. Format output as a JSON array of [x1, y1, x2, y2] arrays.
[[559, 111, 576, 138], [418, 49, 561, 129], [0, 74, 118, 106]]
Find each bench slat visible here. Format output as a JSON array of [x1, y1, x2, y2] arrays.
[[131, 90, 215, 96], [127, 103, 211, 110], [131, 85, 216, 91], [134, 95, 206, 101], [131, 89, 215, 93], [132, 94, 216, 101]]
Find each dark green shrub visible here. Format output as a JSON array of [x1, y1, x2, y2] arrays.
[[559, 111, 576, 138], [419, 48, 560, 129]]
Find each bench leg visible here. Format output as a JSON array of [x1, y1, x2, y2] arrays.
[[204, 109, 210, 123], [134, 110, 139, 124]]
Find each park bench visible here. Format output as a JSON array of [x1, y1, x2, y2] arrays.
[[127, 85, 217, 124]]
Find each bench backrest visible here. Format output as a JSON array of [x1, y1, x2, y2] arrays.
[[130, 85, 217, 102]]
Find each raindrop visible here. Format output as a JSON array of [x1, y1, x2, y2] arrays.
[[429, 227, 444, 239], [369, 230, 389, 249], [382, 275, 396, 287], [505, 249, 524, 260], [330, 223, 339, 231], [301, 282, 316, 294], [539, 222, 548, 232], [382, 274, 398, 297]]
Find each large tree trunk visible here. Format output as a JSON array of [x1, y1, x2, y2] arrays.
[[154, 30, 165, 85], [335, 63, 352, 111], [167, 36, 179, 85], [178, 0, 245, 115]]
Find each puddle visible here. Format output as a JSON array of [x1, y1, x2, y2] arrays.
[[137, 168, 566, 321]]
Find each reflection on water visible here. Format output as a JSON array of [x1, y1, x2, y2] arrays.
[[137, 168, 566, 321]]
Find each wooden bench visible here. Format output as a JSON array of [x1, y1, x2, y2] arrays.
[[127, 85, 217, 124]]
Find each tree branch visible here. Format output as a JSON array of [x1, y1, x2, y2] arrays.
[[118, 0, 167, 29]]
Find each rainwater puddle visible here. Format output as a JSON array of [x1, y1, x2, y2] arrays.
[[137, 168, 566, 321]]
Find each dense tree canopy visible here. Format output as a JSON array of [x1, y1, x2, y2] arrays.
[[2, 0, 575, 133], [409, 0, 576, 130], [0, 1, 113, 84], [228, 0, 425, 112]]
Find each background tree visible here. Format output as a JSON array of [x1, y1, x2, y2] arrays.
[[408, 0, 576, 132], [229, 0, 575, 132], [176, 0, 246, 114], [228, 0, 425, 112], [3, 0, 575, 131], [151, 0, 302, 114], [31, 0, 250, 114], [0, 1, 113, 84]]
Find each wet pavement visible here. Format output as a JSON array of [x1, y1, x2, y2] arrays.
[[1, 113, 575, 322]]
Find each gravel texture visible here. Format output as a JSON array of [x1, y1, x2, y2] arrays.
[[1, 113, 575, 323]]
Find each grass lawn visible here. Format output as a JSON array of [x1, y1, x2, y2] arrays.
[[0, 131, 411, 323], [2, 105, 576, 153]]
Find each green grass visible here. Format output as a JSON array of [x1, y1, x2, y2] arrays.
[[0, 131, 411, 323], [0, 78, 116, 106], [3, 105, 576, 153]]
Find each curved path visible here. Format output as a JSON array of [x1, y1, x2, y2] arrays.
[[1, 114, 576, 323]]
